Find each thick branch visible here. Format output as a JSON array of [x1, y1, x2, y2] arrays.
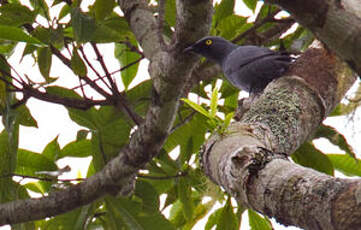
[[265, 0, 361, 76], [21, 86, 111, 110], [201, 44, 357, 229], [118, 0, 161, 59]]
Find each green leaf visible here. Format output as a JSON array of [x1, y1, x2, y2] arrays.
[[106, 197, 144, 230], [42, 136, 61, 161], [92, 14, 132, 43], [71, 7, 97, 42], [30, 0, 50, 20], [92, 24, 125, 43], [0, 3, 35, 26], [31, 26, 51, 44], [0, 25, 42, 44], [126, 80, 152, 116], [223, 112, 234, 129], [185, 201, 215, 230], [20, 43, 37, 62], [248, 209, 272, 230], [90, 133, 107, 171], [0, 55, 10, 109], [256, 4, 279, 20], [58, 3, 71, 20], [93, 0, 115, 21], [164, 0, 176, 26], [205, 208, 220, 230], [206, 198, 238, 230], [16, 149, 58, 176], [100, 116, 131, 148], [1, 104, 19, 169], [71, 48, 87, 76], [169, 199, 186, 227], [107, 195, 176, 230], [216, 198, 238, 230], [46, 85, 82, 99], [115, 37, 141, 90], [16, 104, 38, 128], [217, 15, 247, 39], [314, 124, 356, 159], [37, 46, 53, 82], [24, 181, 46, 194], [178, 177, 193, 221], [0, 128, 17, 177], [292, 142, 334, 176], [210, 87, 219, 118], [42, 206, 91, 230], [68, 108, 97, 130], [213, 0, 235, 26], [328, 154, 361, 177], [179, 137, 194, 165], [243, 0, 258, 12], [136, 213, 176, 230], [31, 26, 63, 47], [143, 164, 175, 194], [135, 180, 160, 213], [59, 139, 92, 158], [165, 113, 208, 156], [0, 40, 17, 55], [182, 98, 210, 118]]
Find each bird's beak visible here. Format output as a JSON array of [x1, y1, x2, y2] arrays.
[[183, 45, 195, 53]]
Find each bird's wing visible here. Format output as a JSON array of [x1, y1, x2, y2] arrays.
[[222, 46, 277, 74], [222, 46, 292, 92]]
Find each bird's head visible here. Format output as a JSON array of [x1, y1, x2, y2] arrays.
[[184, 36, 237, 64]]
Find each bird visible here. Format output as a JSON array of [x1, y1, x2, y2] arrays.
[[184, 36, 292, 94]]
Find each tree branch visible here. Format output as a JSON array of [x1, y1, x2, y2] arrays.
[[201, 43, 357, 229], [21, 85, 111, 110], [232, 9, 282, 44], [265, 0, 361, 76], [78, 45, 113, 92], [89, 42, 144, 125], [50, 45, 112, 99]]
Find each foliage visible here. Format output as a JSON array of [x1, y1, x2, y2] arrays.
[[0, 0, 358, 229]]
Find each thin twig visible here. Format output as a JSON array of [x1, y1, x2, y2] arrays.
[[90, 42, 119, 95], [1, 173, 86, 182], [72, 41, 144, 90], [137, 171, 187, 180], [118, 40, 144, 57], [170, 111, 196, 134], [0, 70, 20, 89], [108, 56, 144, 76], [90, 42, 144, 125], [232, 9, 282, 44], [78, 77, 87, 99], [72, 56, 144, 90], [78, 45, 113, 91], [50, 45, 112, 98]]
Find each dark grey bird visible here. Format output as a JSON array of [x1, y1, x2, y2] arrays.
[[184, 36, 292, 94]]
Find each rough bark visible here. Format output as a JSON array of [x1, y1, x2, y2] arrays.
[[265, 0, 361, 76], [0, 0, 213, 225], [201, 43, 358, 229]]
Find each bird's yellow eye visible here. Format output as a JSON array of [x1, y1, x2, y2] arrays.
[[205, 39, 212, 46]]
